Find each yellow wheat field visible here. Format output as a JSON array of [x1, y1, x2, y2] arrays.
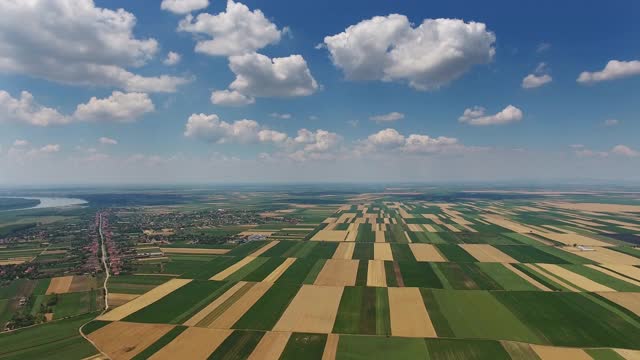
[[388, 287, 436, 338], [89, 322, 174, 360], [409, 244, 446, 262], [98, 279, 191, 321], [314, 259, 359, 287], [366, 260, 386, 287], [460, 244, 518, 263], [273, 285, 344, 334], [247, 331, 291, 360], [149, 327, 233, 360]]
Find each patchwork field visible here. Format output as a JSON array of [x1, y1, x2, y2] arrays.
[[5, 195, 640, 359]]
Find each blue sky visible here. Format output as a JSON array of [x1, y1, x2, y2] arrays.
[[0, 0, 639, 185]]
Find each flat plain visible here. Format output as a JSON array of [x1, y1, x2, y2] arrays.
[[2, 189, 640, 359]]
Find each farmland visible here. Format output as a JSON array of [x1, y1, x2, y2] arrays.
[[1, 187, 640, 358]]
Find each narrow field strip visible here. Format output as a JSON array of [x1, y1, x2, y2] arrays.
[[597, 292, 640, 317], [525, 264, 581, 292], [196, 283, 256, 327], [563, 247, 640, 265], [250, 241, 281, 257], [210, 256, 257, 281], [602, 264, 640, 281], [263, 258, 297, 282], [540, 233, 611, 247], [322, 333, 339, 360], [537, 264, 614, 292], [503, 263, 552, 291], [366, 260, 387, 287], [183, 281, 247, 327], [98, 279, 192, 321], [208, 282, 272, 329], [586, 265, 640, 287], [531, 344, 592, 360], [160, 247, 229, 255], [247, 331, 291, 360]]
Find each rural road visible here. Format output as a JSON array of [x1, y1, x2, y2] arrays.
[[79, 212, 111, 359], [98, 213, 110, 312]]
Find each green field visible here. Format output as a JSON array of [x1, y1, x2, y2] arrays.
[[425, 289, 542, 343], [123, 280, 227, 323], [209, 330, 265, 359], [0, 313, 97, 360], [333, 286, 390, 335], [280, 333, 327, 360], [2, 192, 640, 359], [234, 283, 300, 330], [493, 291, 640, 348]]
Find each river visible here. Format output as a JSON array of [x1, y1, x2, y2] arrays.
[[0, 196, 88, 211]]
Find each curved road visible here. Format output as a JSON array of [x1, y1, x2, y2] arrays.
[[79, 212, 111, 359]]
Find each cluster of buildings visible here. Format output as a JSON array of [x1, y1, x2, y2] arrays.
[[99, 212, 122, 276]]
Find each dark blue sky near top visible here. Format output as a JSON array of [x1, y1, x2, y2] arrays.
[[0, 0, 638, 184]]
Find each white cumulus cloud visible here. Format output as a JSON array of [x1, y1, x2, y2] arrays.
[[73, 92, 155, 122], [0, 0, 190, 92], [1, 90, 154, 126], [178, 0, 282, 56], [0, 90, 70, 126], [161, 0, 209, 14], [323, 15, 495, 90], [226, 53, 318, 98], [257, 129, 289, 144], [210, 90, 255, 106], [369, 112, 405, 122], [366, 128, 406, 147], [577, 60, 640, 84], [359, 128, 466, 155], [522, 62, 552, 89], [402, 134, 460, 153], [459, 105, 523, 126], [294, 129, 341, 152], [522, 74, 552, 89], [163, 52, 182, 66], [184, 113, 288, 144], [283, 129, 342, 161]]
